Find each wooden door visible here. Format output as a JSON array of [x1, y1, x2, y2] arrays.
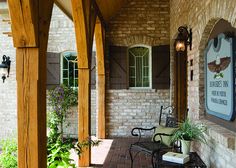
[[174, 51, 187, 122]]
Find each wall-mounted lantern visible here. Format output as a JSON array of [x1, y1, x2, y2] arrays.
[[175, 26, 192, 52], [0, 55, 11, 83]]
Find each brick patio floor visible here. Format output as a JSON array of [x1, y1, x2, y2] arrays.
[[72, 138, 153, 168], [92, 138, 153, 168]]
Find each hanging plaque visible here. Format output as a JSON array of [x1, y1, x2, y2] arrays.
[[205, 33, 235, 121]]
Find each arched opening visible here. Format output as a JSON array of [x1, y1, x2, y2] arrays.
[[199, 18, 236, 132]]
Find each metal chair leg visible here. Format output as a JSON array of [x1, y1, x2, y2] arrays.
[[151, 153, 155, 168], [129, 145, 134, 168]]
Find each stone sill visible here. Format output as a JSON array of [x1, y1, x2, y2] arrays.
[[202, 119, 236, 150], [107, 89, 169, 93]]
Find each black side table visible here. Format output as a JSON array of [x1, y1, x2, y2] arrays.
[[156, 152, 207, 168]]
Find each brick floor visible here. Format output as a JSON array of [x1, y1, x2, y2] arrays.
[[101, 138, 153, 168], [74, 138, 154, 168]]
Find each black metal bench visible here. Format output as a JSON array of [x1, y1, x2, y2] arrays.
[[129, 105, 179, 168]]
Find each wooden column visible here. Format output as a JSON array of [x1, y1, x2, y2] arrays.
[[95, 20, 106, 139], [71, 0, 97, 166], [8, 0, 54, 168]]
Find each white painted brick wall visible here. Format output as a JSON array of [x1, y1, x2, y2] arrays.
[[0, 15, 17, 140], [63, 90, 97, 137], [47, 5, 76, 52]]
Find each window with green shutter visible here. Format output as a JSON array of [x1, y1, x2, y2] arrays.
[[61, 51, 78, 88], [128, 46, 151, 88]]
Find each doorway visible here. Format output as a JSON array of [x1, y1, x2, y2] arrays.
[[174, 51, 188, 122]]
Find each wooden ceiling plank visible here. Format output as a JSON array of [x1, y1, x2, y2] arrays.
[[54, 0, 73, 20], [54, 0, 127, 24], [95, 0, 127, 22]]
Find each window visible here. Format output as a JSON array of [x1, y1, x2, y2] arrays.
[[61, 51, 78, 88], [128, 46, 151, 88]]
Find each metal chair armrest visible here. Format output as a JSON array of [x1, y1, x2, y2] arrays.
[[152, 133, 173, 143], [131, 127, 156, 142]]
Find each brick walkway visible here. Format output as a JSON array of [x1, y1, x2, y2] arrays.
[[96, 138, 153, 168]]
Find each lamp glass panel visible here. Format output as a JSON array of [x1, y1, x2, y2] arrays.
[[0, 67, 7, 76], [176, 41, 186, 52]]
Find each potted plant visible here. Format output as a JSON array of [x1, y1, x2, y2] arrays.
[[171, 118, 207, 155]]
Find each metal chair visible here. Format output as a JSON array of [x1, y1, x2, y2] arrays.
[[129, 105, 179, 168]]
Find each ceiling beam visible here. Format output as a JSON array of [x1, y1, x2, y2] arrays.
[[92, 0, 106, 27], [54, 0, 73, 20]]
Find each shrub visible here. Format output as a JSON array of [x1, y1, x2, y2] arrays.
[[47, 85, 100, 167], [0, 137, 17, 168]]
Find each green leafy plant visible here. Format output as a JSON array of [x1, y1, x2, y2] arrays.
[[171, 118, 207, 143], [47, 137, 76, 168], [0, 137, 17, 168], [47, 85, 100, 168], [47, 85, 78, 139]]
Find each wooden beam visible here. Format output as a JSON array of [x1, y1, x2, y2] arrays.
[[95, 19, 105, 75], [71, 0, 97, 166], [16, 48, 40, 168], [7, 0, 38, 47], [78, 68, 90, 165], [2, 19, 11, 24], [97, 75, 105, 138], [37, 1, 54, 167], [95, 20, 105, 139], [93, 1, 106, 28], [9, 0, 54, 168], [3, 31, 12, 37]]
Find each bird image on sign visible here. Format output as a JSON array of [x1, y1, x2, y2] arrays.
[[208, 55, 231, 79]]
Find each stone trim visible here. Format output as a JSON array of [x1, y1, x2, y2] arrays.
[[123, 35, 160, 46]]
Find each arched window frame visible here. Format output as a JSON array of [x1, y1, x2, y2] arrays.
[[128, 44, 152, 89], [60, 51, 78, 88]]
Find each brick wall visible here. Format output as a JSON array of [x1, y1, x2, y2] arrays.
[[106, 0, 170, 137], [106, 89, 170, 137], [0, 16, 17, 140], [105, 0, 171, 137], [107, 0, 170, 46], [170, 0, 236, 167], [47, 5, 76, 52], [63, 90, 97, 137]]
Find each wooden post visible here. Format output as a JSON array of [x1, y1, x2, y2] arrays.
[[71, 0, 97, 166], [95, 20, 106, 139], [8, 0, 54, 168]]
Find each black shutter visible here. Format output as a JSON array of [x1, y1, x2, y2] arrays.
[[152, 45, 170, 89], [47, 52, 60, 89], [109, 46, 128, 89], [91, 51, 96, 89]]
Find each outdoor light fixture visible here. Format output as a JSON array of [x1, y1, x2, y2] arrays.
[[0, 55, 11, 83], [175, 26, 192, 52]]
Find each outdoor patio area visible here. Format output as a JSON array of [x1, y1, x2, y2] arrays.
[[2, 0, 236, 168]]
